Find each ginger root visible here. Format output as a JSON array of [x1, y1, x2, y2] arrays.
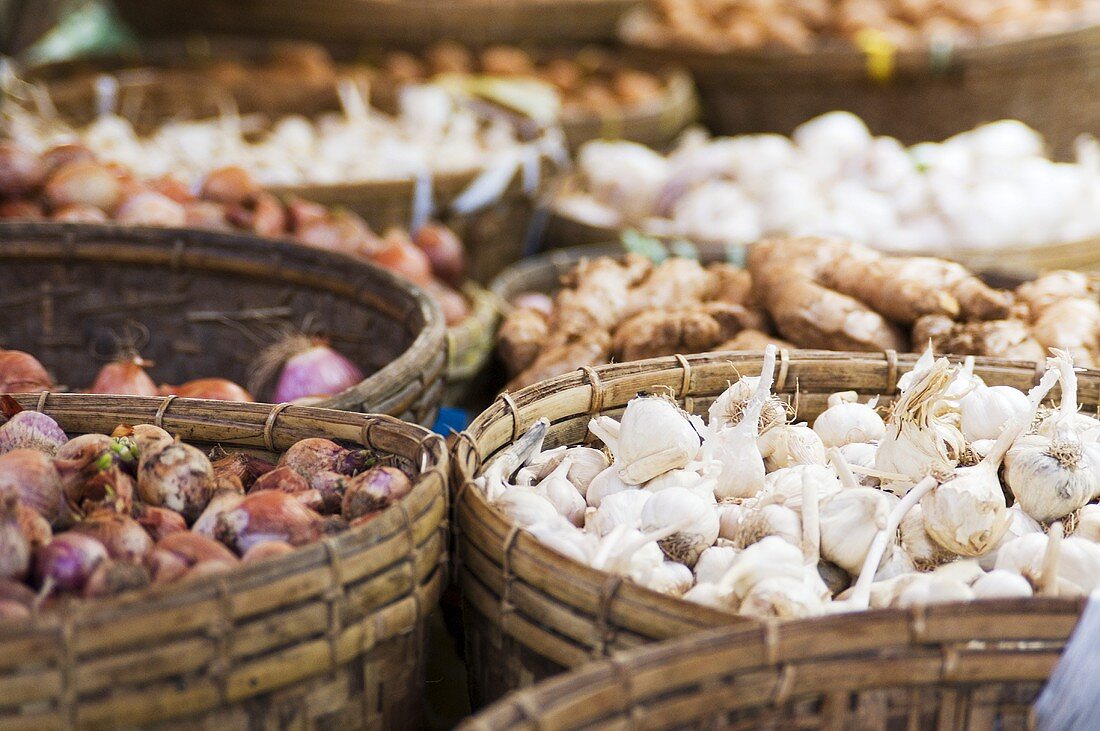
[[716, 329, 795, 352], [507, 330, 612, 391], [612, 309, 722, 362], [497, 308, 549, 374], [912, 316, 1045, 362]]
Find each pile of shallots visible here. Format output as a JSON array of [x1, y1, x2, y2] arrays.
[[0, 398, 411, 618], [478, 345, 1100, 619]]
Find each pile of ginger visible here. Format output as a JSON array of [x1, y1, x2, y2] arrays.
[[498, 236, 1100, 390]]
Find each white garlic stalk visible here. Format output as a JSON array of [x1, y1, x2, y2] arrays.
[[1038, 521, 1065, 596], [1004, 350, 1100, 522], [758, 424, 827, 471], [922, 368, 1059, 557], [707, 372, 788, 435], [700, 345, 777, 499], [590, 489, 650, 536], [638, 487, 719, 567], [533, 458, 586, 526], [812, 392, 886, 448], [960, 385, 1031, 442], [617, 396, 700, 485], [876, 357, 965, 482], [818, 487, 899, 575]]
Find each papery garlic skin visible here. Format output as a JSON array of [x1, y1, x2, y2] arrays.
[[525, 517, 596, 565], [818, 487, 897, 574], [995, 533, 1100, 595], [633, 560, 693, 596], [761, 465, 842, 510], [1077, 504, 1100, 542], [971, 570, 1033, 599], [645, 469, 716, 503], [716, 502, 743, 541], [959, 386, 1030, 441], [534, 458, 586, 526], [531, 447, 609, 497], [812, 396, 885, 448], [493, 489, 559, 528], [899, 504, 950, 569], [638, 487, 718, 567], [694, 545, 740, 584], [736, 503, 801, 549], [979, 505, 1042, 570], [682, 582, 732, 610], [738, 576, 825, 619], [617, 396, 700, 485], [758, 425, 827, 471], [586, 464, 631, 508], [895, 578, 975, 608], [921, 472, 1011, 557], [837, 442, 880, 486], [590, 489, 649, 536], [722, 536, 805, 599]]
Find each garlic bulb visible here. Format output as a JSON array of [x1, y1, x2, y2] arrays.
[[586, 464, 631, 508], [694, 545, 739, 584], [959, 385, 1030, 441], [995, 532, 1100, 596], [525, 517, 596, 564], [590, 489, 649, 536], [534, 458, 586, 526], [530, 447, 609, 497], [876, 357, 965, 481], [837, 442, 880, 487], [707, 376, 787, 434], [493, 489, 559, 528], [617, 396, 700, 484], [633, 560, 693, 596], [638, 487, 718, 567], [978, 505, 1042, 570], [899, 504, 950, 569], [645, 469, 716, 503], [818, 487, 897, 574], [682, 581, 732, 610], [760, 465, 842, 510], [758, 425, 826, 471], [812, 392, 885, 448], [721, 536, 806, 599], [736, 502, 801, 549], [716, 502, 743, 541], [874, 550, 916, 582], [738, 576, 825, 619], [1076, 504, 1100, 542], [895, 578, 975, 608], [971, 570, 1033, 599]]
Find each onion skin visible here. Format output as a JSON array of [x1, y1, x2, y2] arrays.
[[40, 143, 94, 174], [424, 279, 470, 325], [44, 160, 122, 212], [215, 490, 324, 554], [114, 191, 187, 227], [372, 231, 433, 285], [0, 495, 30, 580], [242, 541, 295, 563], [341, 466, 412, 520], [286, 197, 328, 231], [273, 342, 364, 403], [82, 560, 151, 598], [191, 488, 246, 539], [0, 350, 52, 394], [251, 467, 310, 495], [414, 224, 466, 287], [212, 452, 272, 490], [311, 471, 348, 514], [112, 424, 173, 456], [137, 442, 214, 523], [34, 533, 109, 593], [161, 378, 253, 402], [0, 600, 30, 622], [0, 402, 68, 456], [0, 200, 44, 219], [226, 192, 287, 237], [132, 504, 188, 541], [199, 166, 260, 205], [71, 509, 154, 563], [145, 549, 190, 585], [155, 532, 238, 566], [52, 203, 110, 223], [17, 505, 51, 548], [277, 438, 343, 476], [0, 449, 64, 525], [55, 434, 117, 502], [183, 201, 232, 230], [74, 465, 136, 516], [0, 578, 35, 607], [0, 143, 45, 196], [90, 357, 159, 397]]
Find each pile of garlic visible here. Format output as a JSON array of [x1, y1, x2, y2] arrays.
[[477, 345, 1100, 619], [4, 80, 560, 194], [555, 111, 1100, 252]]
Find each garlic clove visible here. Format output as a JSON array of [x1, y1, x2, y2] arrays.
[[761, 465, 842, 509], [813, 399, 886, 448], [533, 457, 586, 526], [738, 576, 825, 619], [632, 560, 693, 596], [1076, 504, 1100, 542], [818, 487, 897, 574], [959, 385, 1030, 442], [693, 545, 740, 585], [895, 578, 975, 608], [492, 488, 559, 528], [719, 535, 804, 599], [758, 425, 827, 472], [586, 464, 631, 508], [716, 502, 743, 541], [735, 503, 801, 549], [682, 582, 733, 610], [617, 396, 700, 485]]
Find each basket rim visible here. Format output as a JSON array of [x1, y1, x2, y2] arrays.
[[0, 392, 447, 635], [453, 350, 1096, 664], [0, 220, 446, 414]]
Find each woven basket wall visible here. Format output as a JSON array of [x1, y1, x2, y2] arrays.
[[113, 0, 642, 46], [458, 597, 1085, 729], [0, 393, 448, 729], [0, 222, 446, 425], [452, 350, 1100, 705], [625, 23, 1100, 161]]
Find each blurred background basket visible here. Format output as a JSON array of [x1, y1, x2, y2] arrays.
[[625, 23, 1100, 160], [0, 221, 446, 424], [458, 598, 1085, 729], [0, 393, 448, 729], [452, 350, 1096, 705]]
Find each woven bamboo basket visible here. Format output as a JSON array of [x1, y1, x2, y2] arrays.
[[0, 221, 445, 425], [624, 22, 1100, 161], [452, 350, 1100, 705], [0, 393, 448, 729], [447, 284, 502, 406], [113, 0, 641, 46], [541, 206, 1100, 280], [458, 597, 1086, 729]]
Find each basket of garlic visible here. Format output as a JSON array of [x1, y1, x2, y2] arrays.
[[0, 392, 447, 728], [548, 113, 1100, 273], [620, 0, 1100, 159], [458, 596, 1084, 730], [453, 343, 1100, 704], [0, 221, 446, 425], [3, 76, 564, 282]]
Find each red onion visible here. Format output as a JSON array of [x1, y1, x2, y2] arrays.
[[212, 452, 272, 490], [0, 600, 30, 622], [0, 578, 35, 607], [180, 560, 235, 583], [132, 503, 188, 541], [296, 210, 380, 256], [251, 467, 310, 495], [114, 191, 187, 227], [311, 471, 349, 514], [17, 505, 51, 548], [191, 488, 246, 539], [137, 441, 214, 522], [52, 203, 110, 223], [372, 230, 433, 285], [71, 464, 135, 516], [290, 489, 325, 512], [40, 143, 94, 174], [55, 434, 116, 508], [82, 560, 151, 598], [71, 509, 154, 563], [199, 166, 260, 205], [226, 191, 287, 237], [242, 541, 295, 563], [148, 174, 191, 203], [0, 200, 44, 219], [0, 349, 52, 394], [161, 378, 253, 402], [341, 466, 412, 520], [424, 279, 470, 325], [43, 160, 122, 212], [156, 531, 238, 566], [414, 223, 466, 287], [0, 449, 64, 524], [90, 355, 158, 397], [145, 548, 189, 584], [0, 494, 29, 580], [0, 143, 44, 196], [111, 424, 173, 456], [285, 196, 328, 232], [278, 438, 374, 479], [252, 336, 364, 403], [215, 491, 324, 554], [0, 397, 68, 455], [184, 200, 233, 230], [34, 533, 108, 593]]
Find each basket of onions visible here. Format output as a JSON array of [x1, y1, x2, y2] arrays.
[[453, 344, 1100, 704], [0, 221, 446, 425], [0, 391, 447, 728], [458, 597, 1084, 730], [620, 1, 1100, 159]]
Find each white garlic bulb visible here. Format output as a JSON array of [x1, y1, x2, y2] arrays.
[[812, 392, 885, 448], [1004, 431, 1099, 522], [590, 489, 650, 536], [876, 357, 965, 481], [837, 442, 880, 487], [534, 458, 586, 526], [995, 533, 1100, 595], [818, 488, 897, 574], [738, 576, 825, 619], [638, 487, 719, 567], [899, 504, 949, 569], [736, 502, 801, 549], [493, 489, 559, 528], [979, 505, 1042, 570], [694, 545, 740, 584], [716, 502, 744, 541], [586, 464, 631, 508], [525, 516, 597, 564], [682, 582, 732, 610], [895, 578, 975, 608], [971, 570, 1033, 599], [1076, 504, 1100, 542], [758, 425, 827, 471], [617, 396, 700, 484], [633, 561, 693, 596], [874, 549, 915, 582], [959, 385, 1030, 441], [645, 469, 716, 503], [530, 447, 609, 497], [721, 536, 806, 599], [761, 465, 842, 510], [707, 377, 787, 434]]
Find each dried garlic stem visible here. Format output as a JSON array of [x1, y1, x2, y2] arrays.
[[801, 471, 820, 567], [827, 447, 860, 490]]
